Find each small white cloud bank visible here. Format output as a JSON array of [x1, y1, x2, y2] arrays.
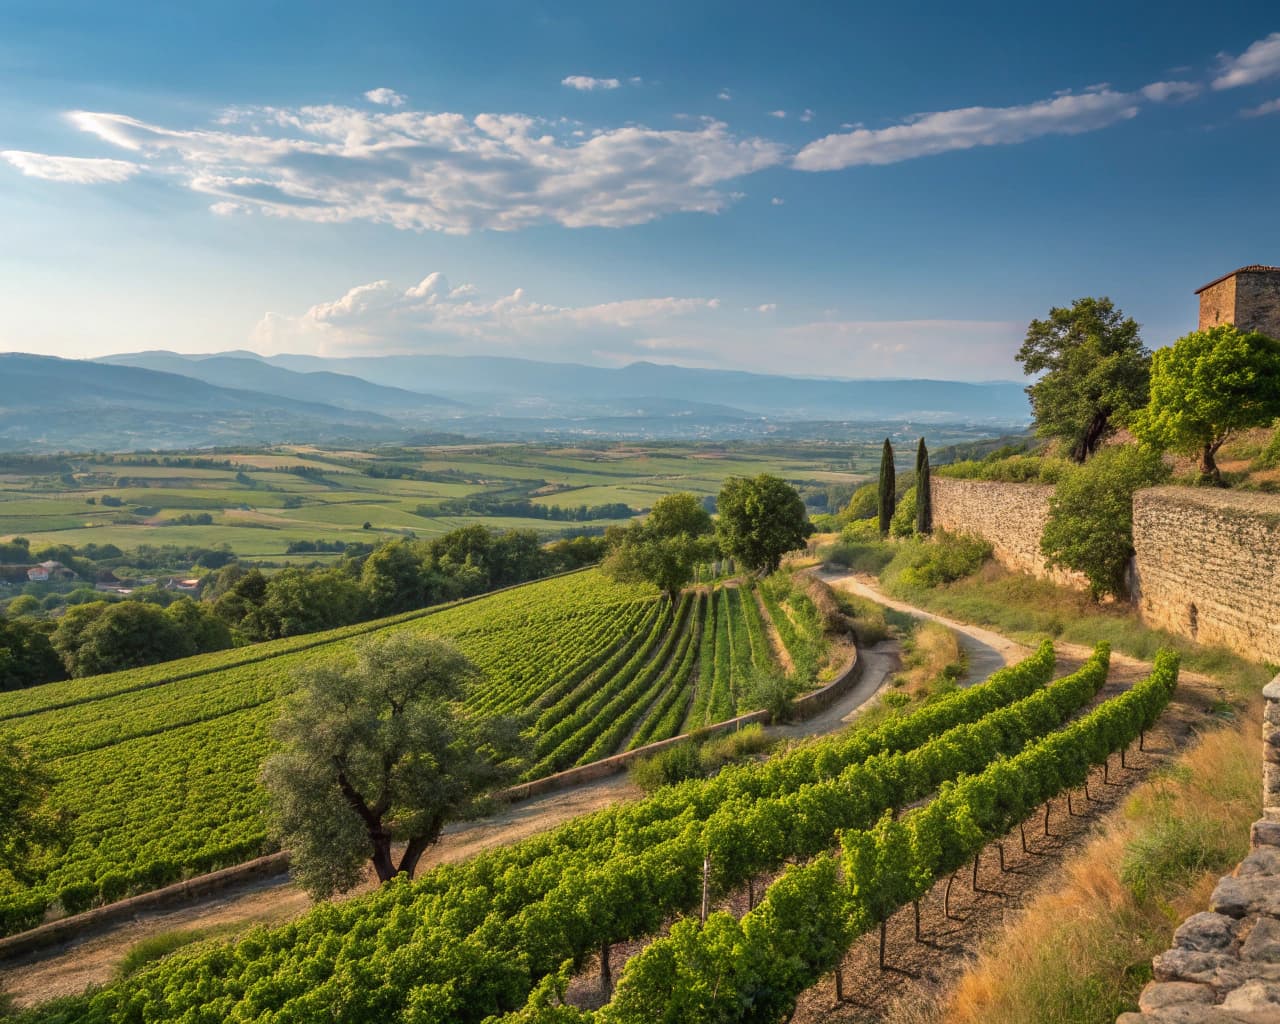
[[363, 88, 406, 107], [561, 75, 621, 91], [0, 150, 141, 183], [1242, 97, 1280, 117], [1213, 32, 1280, 90]]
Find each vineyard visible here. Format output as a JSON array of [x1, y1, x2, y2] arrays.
[[40, 638, 1182, 1024], [0, 569, 827, 934]]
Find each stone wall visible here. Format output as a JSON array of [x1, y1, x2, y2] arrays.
[[1132, 487, 1280, 665], [930, 477, 1087, 589], [1118, 676, 1280, 1023], [1199, 276, 1237, 331], [1235, 271, 1280, 339]]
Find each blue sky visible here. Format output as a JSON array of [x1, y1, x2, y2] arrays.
[[2, 1, 1279, 380]]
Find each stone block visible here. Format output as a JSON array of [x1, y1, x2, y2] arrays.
[[1213, 876, 1280, 919], [1175, 912, 1240, 952], [1241, 918, 1280, 964], [1138, 980, 1216, 1012], [1222, 978, 1280, 1013], [1237, 846, 1280, 879], [1251, 819, 1280, 848]]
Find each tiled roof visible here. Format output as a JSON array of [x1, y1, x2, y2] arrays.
[[1195, 265, 1280, 294]]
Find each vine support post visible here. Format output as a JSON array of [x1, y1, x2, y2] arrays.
[[701, 855, 711, 924], [600, 941, 612, 998], [879, 919, 887, 971], [747, 877, 754, 911], [1020, 821, 1029, 854], [834, 969, 844, 1003], [1139, 729, 1145, 752], [944, 872, 956, 919], [913, 899, 922, 942], [972, 848, 981, 890], [1043, 801, 1051, 836], [1103, 757, 1110, 784], [997, 841, 1006, 872], [1121, 745, 1127, 769]]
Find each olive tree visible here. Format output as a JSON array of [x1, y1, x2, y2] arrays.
[[603, 492, 715, 601], [715, 475, 812, 575], [1016, 297, 1150, 461], [262, 633, 519, 899], [1134, 324, 1280, 483]]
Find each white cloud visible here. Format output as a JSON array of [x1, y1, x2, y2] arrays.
[[770, 196, 785, 205], [628, 76, 644, 86], [60, 103, 786, 233], [1213, 32, 1280, 90], [1242, 97, 1280, 117], [562, 75, 621, 91], [794, 87, 1143, 170], [252, 272, 722, 355], [717, 89, 732, 101], [768, 109, 787, 119], [756, 303, 776, 313], [0, 150, 141, 183], [799, 109, 815, 122], [1140, 80, 1201, 102], [364, 88, 406, 107]]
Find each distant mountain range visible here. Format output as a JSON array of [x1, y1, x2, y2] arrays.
[[0, 350, 1030, 450]]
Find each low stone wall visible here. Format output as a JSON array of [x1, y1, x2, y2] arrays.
[[1132, 487, 1280, 665], [930, 477, 1087, 588], [1118, 675, 1280, 1023]]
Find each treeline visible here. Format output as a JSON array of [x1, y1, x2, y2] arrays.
[[0, 527, 606, 688], [429, 496, 635, 521]]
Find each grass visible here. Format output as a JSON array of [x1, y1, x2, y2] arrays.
[[115, 925, 242, 979], [936, 711, 1259, 1024], [889, 620, 965, 700]]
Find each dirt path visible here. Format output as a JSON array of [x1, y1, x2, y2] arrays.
[[0, 581, 1025, 1008]]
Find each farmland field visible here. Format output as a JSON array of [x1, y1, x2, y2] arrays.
[[0, 567, 832, 933], [0, 442, 872, 561]]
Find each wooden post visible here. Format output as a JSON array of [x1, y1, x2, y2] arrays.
[[997, 841, 1006, 872], [1139, 729, 1145, 752], [600, 941, 612, 997], [1120, 746, 1127, 769], [1043, 801, 1051, 836], [879, 919, 887, 970], [747, 877, 754, 911], [913, 899, 921, 941], [972, 848, 981, 890], [1020, 821, 1029, 854], [944, 872, 956, 919], [835, 969, 844, 1002], [1103, 757, 1110, 784], [701, 855, 711, 923]]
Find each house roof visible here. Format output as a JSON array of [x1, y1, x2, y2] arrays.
[[1195, 265, 1280, 294]]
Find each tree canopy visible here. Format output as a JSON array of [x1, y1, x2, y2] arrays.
[[1133, 324, 1280, 482], [0, 735, 67, 879], [602, 492, 714, 601], [877, 439, 895, 537], [262, 633, 519, 899], [1016, 297, 1151, 462], [715, 475, 811, 575]]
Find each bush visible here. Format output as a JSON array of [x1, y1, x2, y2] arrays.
[[882, 531, 992, 590], [698, 723, 771, 772], [743, 665, 800, 723], [117, 930, 213, 979], [56, 881, 97, 916], [829, 591, 892, 646], [843, 482, 879, 521], [889, 485, 917, 537], [935, 455, 1067, 484], [1253, 423, 1280, 470], [629, 742, 703, 792]]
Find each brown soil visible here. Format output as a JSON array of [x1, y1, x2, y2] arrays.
[[754, 588, 798, 676]]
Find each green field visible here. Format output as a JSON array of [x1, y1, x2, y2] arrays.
[[0, 443, 870, 561], [0, 567, 830, 933]]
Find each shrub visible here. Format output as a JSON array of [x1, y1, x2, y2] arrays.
[[935, 455, 1067, 484], [889, 485, 917, 537], [698, 723, 771, 772], [117, 930, 212, 979], [883, 531, 992, 590], [629, 742, 703, 791]]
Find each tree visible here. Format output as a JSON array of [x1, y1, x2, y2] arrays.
[[915, 438, 933, 535], [1016, 297, 1150, 462], [53, 601, 195, 677], [262, 633, 518, 899], [0, 736, 67, 879], [1133, 324, 1280, 483], [715, 475, 812, 575], [0, 615, 65, 689], [603, 492, 714, 601], [163, 597, 233, 654], [842, 482, 878, 521], [1040, 444, 1169, 600], [877, 439, 895, 538]]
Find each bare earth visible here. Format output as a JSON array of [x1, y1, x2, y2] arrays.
[[4, 572, 1011, 1007]]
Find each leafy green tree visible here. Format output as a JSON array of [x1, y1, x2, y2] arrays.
[[163, 597, 233, 654], [1016, 297, 1150, 461], [877, 439, 895, 537], [53, 600, 195, 677], [359, 540, 429, 615], [1133, 324, 1280, 483], [259, 568, 368, 639], [262, 633, 519, 899], [889, 485, 917, 538], [603, 492, 714, 601], [0, 736, 67, 879], [842, 482, 878, 521], [915, 438, 933, 535], [715, 475, 812, 576], [0, 615, 65, 689], [1041, 444, 1169, 600]]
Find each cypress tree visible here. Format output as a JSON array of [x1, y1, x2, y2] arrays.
[[915, 437, 933, 535], [877, 438, 895, 538]]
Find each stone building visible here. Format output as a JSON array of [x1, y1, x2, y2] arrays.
[[1195, 264, 1280, 337]]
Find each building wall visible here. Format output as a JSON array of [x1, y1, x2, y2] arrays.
[[932, 477, 1280, 662], [929, 477, 1088, 589], [1131, 486, 1280, 664], [1198, 276, 1236, 331], [1233, 271, 1280, 339]]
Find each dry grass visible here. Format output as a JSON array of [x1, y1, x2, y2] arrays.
[[891, 620, 964, 700], [936, 709, 1260, 1024]]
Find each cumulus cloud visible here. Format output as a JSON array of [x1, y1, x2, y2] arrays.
[[794, 87, 1144, 170], [1140, 80, 1201, 102], [755, 303, 776, 313], [0, 150, 141, 183], [252, 272, 722, 354], [364, 88, 406, 107], [1213, 32, 1280, 90], [58, 103, 785, 233], [770, 196, 785, 205], [561, 75, 621, 91], [1242, 97, 1280, 117]]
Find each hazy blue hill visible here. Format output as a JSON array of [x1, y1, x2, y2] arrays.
[[98, 351, 461, 413]]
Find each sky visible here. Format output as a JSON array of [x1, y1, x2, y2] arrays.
[[1, 2, 1279, 381]]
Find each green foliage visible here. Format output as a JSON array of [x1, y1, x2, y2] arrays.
[[0, 615, 65, 689], [0, 736, 66, 880], [916, 438, 933, 535], [1016, 297, 1151, 461], [263, 632, 518, 898], [51, 601, 198, 677], [628, 742, 704, 792], [935, 454, 1066, 483], [741, 664, 798, 722], [877, 438, 895, 537], [889, 485, 917, 538], [714, 475, 811, 574], [843, 481, 879, 521], [882, 531, 992, 590], [1134, 325, 1280, 482], [1041, 444, 1169, 600], [117, 929, 220, 979], [1253, 422, 1280, 471]]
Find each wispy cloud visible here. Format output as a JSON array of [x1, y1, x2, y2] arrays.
[[799, 108, 815, 123], [252, 271, 721, 355], [0, 150, 141, 183], [363, 87, 406, 107], [768, 109, 787, 119], [1212, 32, 1280, 90], [58, 103, 785, 233], [1139, 80, 1200, 102], [561, 75, 621, 91], [794, 86, 1146, 170], [717, 88, 732, 101], [1242, 97, 1280, 117]]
